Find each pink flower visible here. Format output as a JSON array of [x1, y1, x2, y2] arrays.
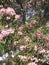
[[15, 14, 20, 20], [18, 31, 23, 36], [34, 45, 37, 51], [18, 55, 29, 61], [6, 16, 10, 20], [0, 34, 3, 40], [1, 29, 9, 37], [24, 36, 31, 43], [18, 55, 33, 61], [7, 28, 14, 34], [20, 45, 26, 51], [32, 57, 38, 62], [0, 8, 6, 15], [36, 32, 42, 39], [47, 50, 49, 54], [28, 62, 37, 65], [1, 28, 14, 37], [45, 36, 49, 42], [39, 49, 45, 54], [6, 7, 16, 16], [18, 25, 24, 31]]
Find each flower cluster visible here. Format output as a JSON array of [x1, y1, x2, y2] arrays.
[[0, 0, 49, 65], [19, 45, 27, 51], [18, 55, 30, 61], [24, 36, 32, 43], [45, 36, 49, 43], [35, 32, 42, 39], [18, 55, 39, 63], [28, 62, 37, 65], [18, 31, 23, 36], [0, 7, 20, 20], [0, 28, 14, 40], [18, 25, 24, 31]]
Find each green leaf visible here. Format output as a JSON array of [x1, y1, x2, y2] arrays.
[[0, 43, 3, 55]]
